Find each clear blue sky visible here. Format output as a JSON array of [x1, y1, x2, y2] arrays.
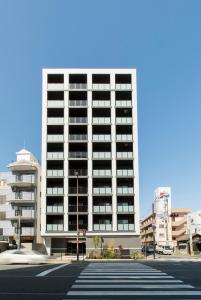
[[0, 0, 201, 217]]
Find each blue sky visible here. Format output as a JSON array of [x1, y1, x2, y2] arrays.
[[0, 0, 201, 217]]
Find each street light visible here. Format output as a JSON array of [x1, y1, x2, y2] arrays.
[[75, 170, 79, 261]]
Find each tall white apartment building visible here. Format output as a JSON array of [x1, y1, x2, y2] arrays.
[[41, 69, 140, 255]]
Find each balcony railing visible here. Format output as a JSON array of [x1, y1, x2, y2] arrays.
[[47, 83, 64, 90], [93, 205, 112, 213], [69, 169, 87, 176], [69, 152, 87, 158], [68, 205, 88, 212], [116, 100, 132, 107], [7, 175, 35, 185], [93, 152, 111, 159], [46, 224, 64, 231], [93, 224, 112, 231], [117, 187, 134, 194], [47, 117, 64, 125], [69, 100, 87, 107], [3, 227, 15, 236], [116, 117, 132, 124], [46, 206, 64, 213], [48, 100, 64, 108], [21, 227, 34, 236], [69, 134, 87, 141], [6, 210, 35, 219], [93, 135, 111, 142], [117, 223, 134, 231], [46, 187, 64, 195], [68, 187, 88, 194], [93, 170, 112, 176], [92, 100, 111, 107], [69, 83, 87, 89], [115, 84, 132, 90], [116, 152, 133, 159], [69, 117, 87, 123], [47, 135, 64, 142], [116, 134, 133, 141], [47, 152, 64, 160], [117, 205, 134, 213], [47, 170, 64, 177], [92, 117, 111, 124], [117, 169, 133, 176], [93, 187, 112, 194], [92, 84, 111, 90], [7, 192, 35, 202]]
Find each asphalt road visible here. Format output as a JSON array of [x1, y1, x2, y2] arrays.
[[0, 261, 201, 299]]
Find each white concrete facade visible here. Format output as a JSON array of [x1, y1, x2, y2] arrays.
[[41, 69, 140, 254]]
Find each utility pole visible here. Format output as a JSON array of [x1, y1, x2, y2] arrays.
[[16, 208, 21, 249], [165, 198, 169, 246], [75, 171, 79, 261], [152, 203, 156, 259], [188, 216, 193, 256]]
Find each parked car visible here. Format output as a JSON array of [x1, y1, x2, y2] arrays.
[[0, 249, 48, 264], [156, 245, 173, 255], [142, 245, 155, 254]]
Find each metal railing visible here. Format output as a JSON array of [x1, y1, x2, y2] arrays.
[[47, 117, 64, 124], [116, 152, 133, 159], [117, 224, 134, 231], [47, 224, 64, 231], [116, 117, 132, 124], [69, 83, 87, 89], [117, 205, 134, 213], [93, 205, 112, 213], [46, 187, 64, 195], [69, 100, 87, 106], [69, 117, 87, 123], [92, 84, 111, 90], [93, 152, 111, 159], [47, 135, 64, 142], [7, 175, 35, 185], [93, 135, 111, 141], [47, 152, 64, 159], [92, 100, 111, 107], [116, 169, 133, 176], [69, 152, 87, 158], [92, 117, 111, 124], [68, 187, 88, 194], [117, 187, 134, 194], [116, 134, 133, 141], [48, 100, 64, 108], [47, 83, 64, 90], [93, 170, 112, 176], [47, 170, 64, 177], [93, 224, 112, 231], [69, 134, 87, 141], [69, 169, 87, 176], [68, 205, 88, 212], [93, 187, 112, 194], [116, 100, 132, 107], [115, 84, 132, 90], [47, 206, 64, 213]]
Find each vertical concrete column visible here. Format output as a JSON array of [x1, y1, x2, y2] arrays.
[[88, 73, 93, 231], [44, 237, 51, 256], [64, 72, 69, 231], [111, 73, 117, 231]]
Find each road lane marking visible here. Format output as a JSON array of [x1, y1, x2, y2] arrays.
[[72, 284, 194, 289], [36, 263, 69, 277], [75, 279, 183, 283], [68, 291, 201, 296], [81, 272, 168, 275], [79, 275, 174, 278]]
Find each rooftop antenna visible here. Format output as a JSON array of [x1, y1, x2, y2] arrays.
[[23, 140, 26, 149]]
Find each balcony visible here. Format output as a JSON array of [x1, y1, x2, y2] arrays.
[[117, 152, 133, 159], [46, 206, 64, 213], [47, 117, 64, 125], [117, 187, 134, 194], [46, 224, 64, 231], [116, 100, 132, 107], [7, 192, 35, 202], [117, 169, 133, 177], [68, 187, 88, 194], [92, 117, 111, 124], [69, 83, 87, 90], [93, 135, 111, 142], [7, 175, 35, 186], [48, 100, 64, 108], [47, 135, 64, 142], [47, 152, 64, 160], [69, 100, 87, 107], [115, 84, 132, 90], [3, 227, 15, 236], [92, 100, 111, 107], [172, 228, 186, 237], [93, 187, 112, 195], [93, 205, 112, 213], [117, 223, 134, 231], [92, 84, 111, 90], [93, 152, 111, 159], [116, 134, 133, 142], [47, 170, 64, 177], [117, 205, 134, 213], [47, 83, 64, 90], [93, 170, 112, 177], [21, 227, 34, 236], [69, 169, 87, 176], [116, 117, 132, 124], [46, 188, 64, 195], [93, 224, 112, 231], [6, 210, 35, 219], [68, 205, 88, 213], [69, 117, 87, 124], [69, 134, 87, 141], [69, 152, 87, 159]]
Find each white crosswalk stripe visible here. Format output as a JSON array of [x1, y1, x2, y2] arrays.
[[65, 262, 201, 299]]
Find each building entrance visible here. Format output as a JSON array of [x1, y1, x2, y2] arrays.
[[66, 241, 86, 255]]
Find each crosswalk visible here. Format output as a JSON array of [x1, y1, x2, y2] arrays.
[[65, 262, 201, 299]]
